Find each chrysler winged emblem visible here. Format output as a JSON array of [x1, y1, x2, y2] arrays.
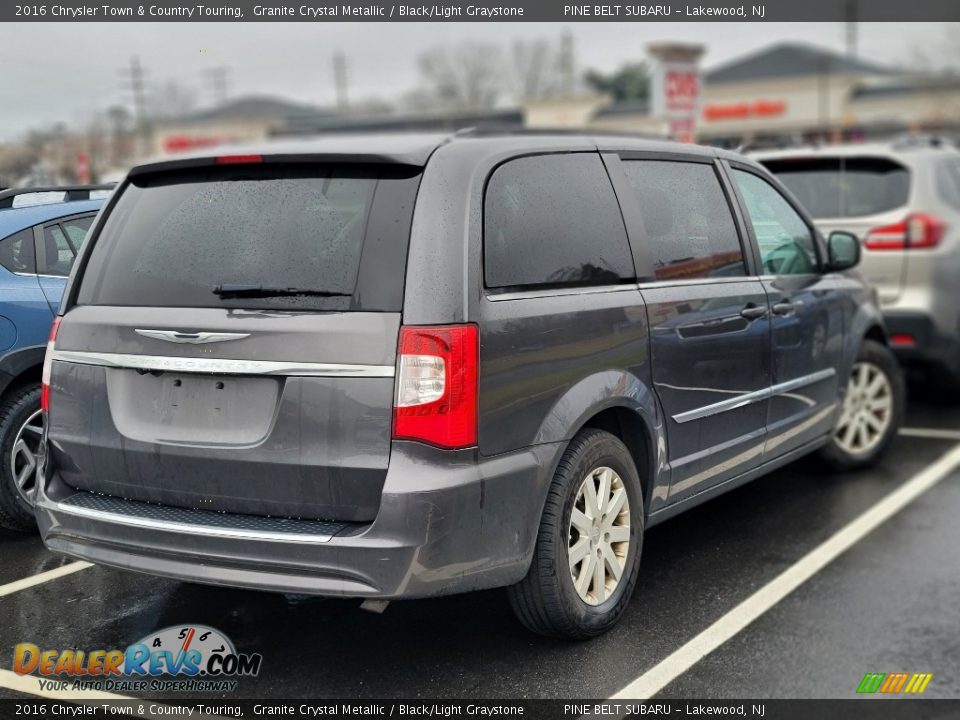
[[134, 329, 250, 344]]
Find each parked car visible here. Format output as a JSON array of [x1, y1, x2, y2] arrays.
[[0, 186, 109, 531], [35, 134, 903, 637], [754, 137, 960, 387]]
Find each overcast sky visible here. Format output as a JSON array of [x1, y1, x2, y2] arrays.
[[0, 22, 953, 141]]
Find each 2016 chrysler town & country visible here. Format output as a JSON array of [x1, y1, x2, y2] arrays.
[[35, 132, 904, 638]]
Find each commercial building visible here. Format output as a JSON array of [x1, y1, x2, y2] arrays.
[[149, 42, 960, 157], [527, 42, 960, 147]]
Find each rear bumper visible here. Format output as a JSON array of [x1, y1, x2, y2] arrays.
[[36, 440, 560, 599], [884, 311, 960, 376]]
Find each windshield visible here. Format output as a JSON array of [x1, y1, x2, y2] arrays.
[[762, 157, 910, 219], [76, 164, 420, 311]]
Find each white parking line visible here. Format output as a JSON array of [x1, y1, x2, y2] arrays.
[[611, 442, 960, 700], [0, 561, 91, 599], [900, 427, 960, 441]]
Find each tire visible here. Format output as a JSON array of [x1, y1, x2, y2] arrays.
[[819, 340, 905, 471], [0, 384, 44, 532], [508, 429, 644, 639]]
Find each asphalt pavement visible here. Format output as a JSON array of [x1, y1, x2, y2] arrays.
[[1, 380, 958, 700]]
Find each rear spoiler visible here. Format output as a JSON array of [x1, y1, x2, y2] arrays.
[[127, 153, 427, 179], [0, 183, 116, 209]]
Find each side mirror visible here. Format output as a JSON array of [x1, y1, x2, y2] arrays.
[[826, 231, 861, 272]]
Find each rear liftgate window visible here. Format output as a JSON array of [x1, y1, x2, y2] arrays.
[[763, 157, 909, 218], [77, 164, 421, 311]]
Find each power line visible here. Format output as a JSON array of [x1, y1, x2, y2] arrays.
[[333, 51, 349, 112], [845, 0, 859, 57], [119, 56, 150, 155]]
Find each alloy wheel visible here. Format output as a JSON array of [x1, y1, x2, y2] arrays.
[[835, 361, 893, 456], [11, 409, 44, 506], [568, 466, 631, 605]]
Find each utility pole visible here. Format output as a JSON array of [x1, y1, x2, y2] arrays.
[[845, 0, 858, 57], [206, 66, 230, 105], [559, 28, 575, 97], [121, 56, 150, 158], [333, 50, 349, 113]]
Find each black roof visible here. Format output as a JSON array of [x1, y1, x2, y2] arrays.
[[851, 76, 960, 100], [595, 101, 651, 118], [168, 96, 328, 124], [706, 43, 894, 85], [278, 108, 524, 136]]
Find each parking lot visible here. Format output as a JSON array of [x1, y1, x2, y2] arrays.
[[0, 379, 957, 701]]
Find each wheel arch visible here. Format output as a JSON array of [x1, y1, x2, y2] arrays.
[[0, 345, 45, 401], [842, 301, 889, 383], [535, 370, 666, 516]]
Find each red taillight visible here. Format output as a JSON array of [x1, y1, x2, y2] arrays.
[[215, 154, 263, 165], [890, 334, 917, 348], [393, 324, 478, 449], [864, 213, 945, 251], [40, 317, 61, 413]]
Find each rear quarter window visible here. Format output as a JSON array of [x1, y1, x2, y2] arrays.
[[483, 153, 634, 290], [0, 228, 36, 274], [75, 164, 420, 312], [935, 159, 960, 211], [762, 157, 909, 218]]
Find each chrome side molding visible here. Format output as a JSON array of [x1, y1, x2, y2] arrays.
[[673, 369, 836, 424]]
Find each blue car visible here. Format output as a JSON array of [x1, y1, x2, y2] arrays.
[[0, 186, 108, 530]]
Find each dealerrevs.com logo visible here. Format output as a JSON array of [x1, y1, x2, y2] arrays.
[[13, 624, 262, 693]]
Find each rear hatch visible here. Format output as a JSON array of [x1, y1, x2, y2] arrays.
[[761, 156, 911, 304], [47, 160, 421, 522]]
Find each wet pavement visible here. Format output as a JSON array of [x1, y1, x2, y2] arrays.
[[1, 381, 958, 700]]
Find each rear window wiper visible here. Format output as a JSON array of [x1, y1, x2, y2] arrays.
[[212, 284, 352, 299]]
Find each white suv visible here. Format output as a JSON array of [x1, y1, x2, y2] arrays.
[[755, 138, 960, 386]]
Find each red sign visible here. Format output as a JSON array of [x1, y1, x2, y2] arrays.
[[163, 135, 226, 154], [665, 70, 700, 114], [668, 118, 696, 144], [75, 153, 90, 184], [703, 100, 787, 122]]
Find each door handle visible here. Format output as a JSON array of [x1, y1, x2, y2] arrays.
[[740, 304, 767, 321], [772, 301, 796, 315]]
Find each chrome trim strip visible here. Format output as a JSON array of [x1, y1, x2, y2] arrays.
[[51, 350, 395, 378], [672, 368, 836, 424], [52, 502, 337, 544], [486, 284, 635, 302]]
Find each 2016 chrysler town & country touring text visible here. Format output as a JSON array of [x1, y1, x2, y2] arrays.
[[35, 132, 904, 638]]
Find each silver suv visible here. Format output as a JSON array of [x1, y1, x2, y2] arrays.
[[755, 138, 960, 385]]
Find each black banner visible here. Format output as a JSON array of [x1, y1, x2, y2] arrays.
[[2, 700, 960, 720], [3, 0, 960, 23]]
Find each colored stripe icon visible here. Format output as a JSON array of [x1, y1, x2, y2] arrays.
[[857, 672, 933, 694]]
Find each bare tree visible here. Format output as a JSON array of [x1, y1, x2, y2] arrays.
[[509, 38, 565, 103], [416, 43, 503, 111]]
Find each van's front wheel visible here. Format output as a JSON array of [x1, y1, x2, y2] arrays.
[[509, 429, 643, 639], [820, 340, 904, 470]]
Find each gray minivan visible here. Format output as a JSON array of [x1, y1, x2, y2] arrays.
[[35, 133, 903, 638]]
